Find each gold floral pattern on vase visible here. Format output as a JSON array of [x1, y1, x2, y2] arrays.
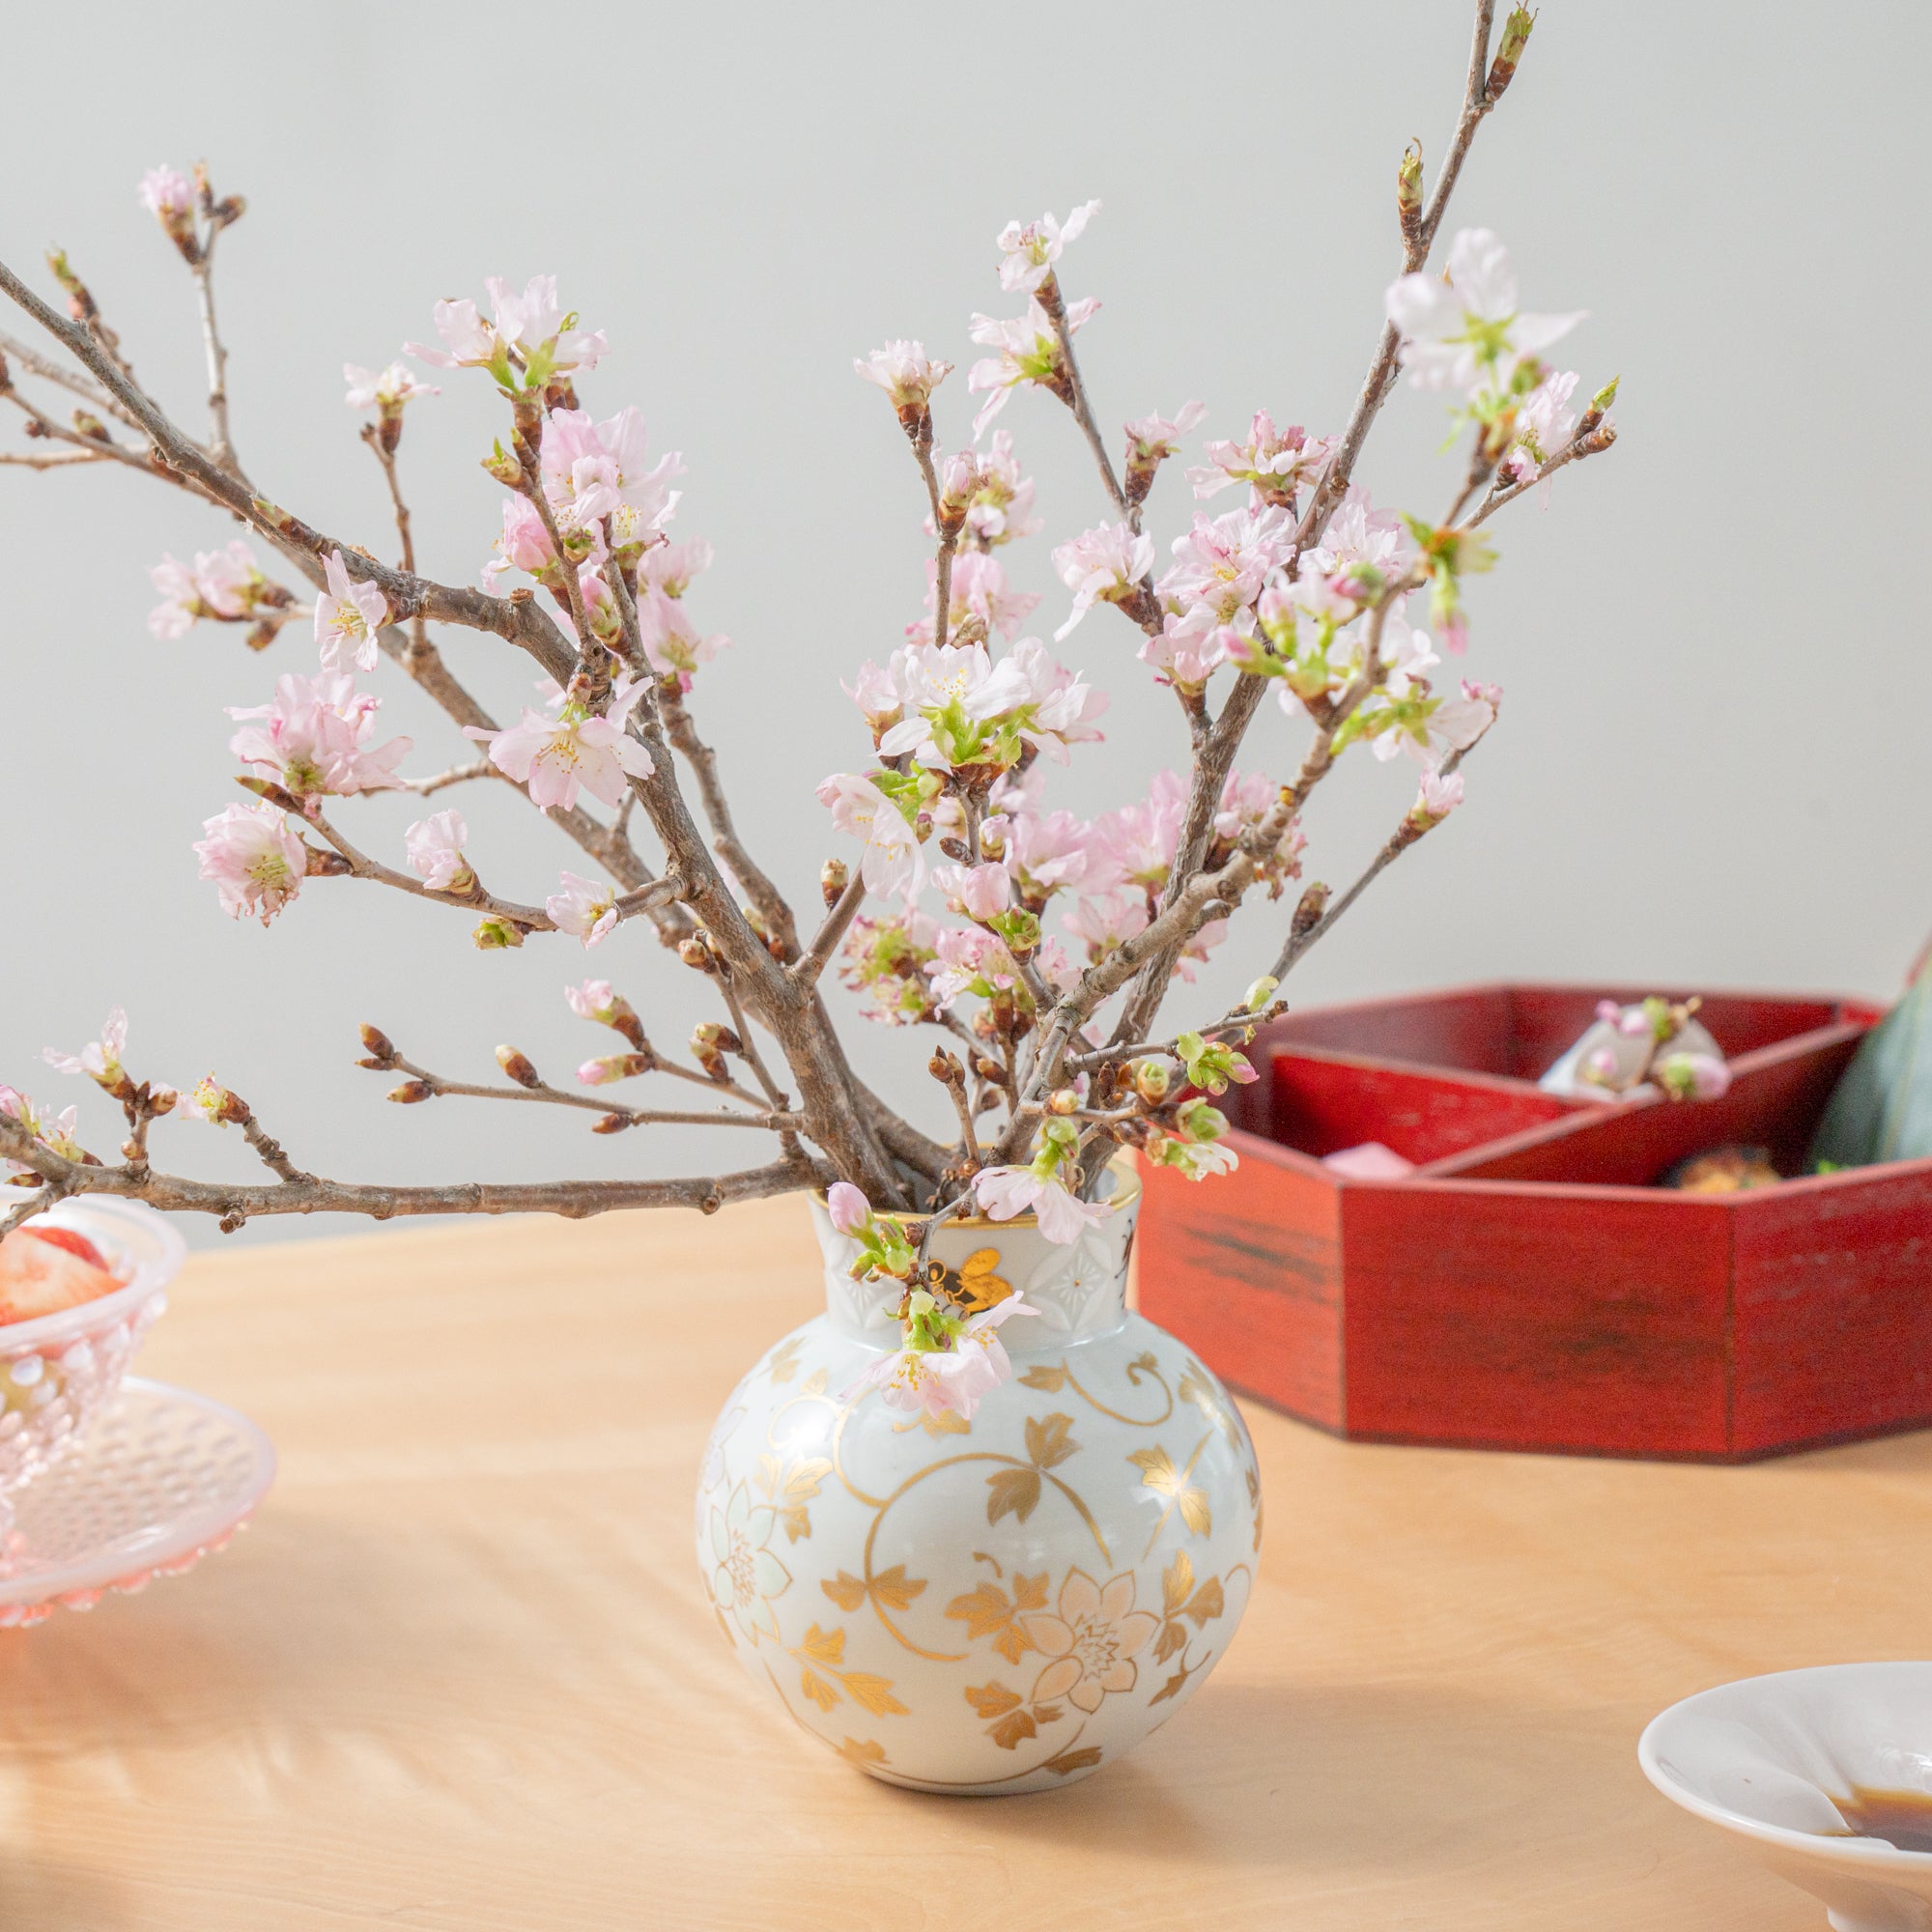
[[695, 1167, 1262, 1795]]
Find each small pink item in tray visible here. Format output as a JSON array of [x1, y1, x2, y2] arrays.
[[1320, 1141, 1417, 1179], [0, 1226, 127, 1326]]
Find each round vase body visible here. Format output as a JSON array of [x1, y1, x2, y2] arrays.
[[695, 1174, 1262, 1794]]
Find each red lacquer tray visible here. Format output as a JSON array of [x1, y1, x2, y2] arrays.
[[1133, 982, 1932, 1463]]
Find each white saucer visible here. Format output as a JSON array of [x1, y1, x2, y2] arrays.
[[0, 1378, 276, 1626]]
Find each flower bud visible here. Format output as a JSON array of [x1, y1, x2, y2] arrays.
[[1397, 140, 1424, 247], [692, 1021, 739, 1080], [1290, 881, 1330, 945], [1485, 4, 1535, 102], [1575, 375, 1620, 440], [473, 917, 526, 950], [386, 1080, 434, 1105], [820, 858, 849, 908], [495, 1045, 543, 1090], [1243, 976, 1280, 1013], [1133, 1058, 1174, 1105], [1046, 1088, 1081, 1116], [591, 1112, 633, 1135], [974, 1057, 1005, 1085], [928, 1049, 964, 1087], [147, 1086, 179, 1118]]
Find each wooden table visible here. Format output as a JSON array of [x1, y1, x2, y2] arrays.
[[0, 1200, 1922, 1929]]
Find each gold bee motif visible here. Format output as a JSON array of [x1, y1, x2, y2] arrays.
[[925, 1247, 1012, 1315]]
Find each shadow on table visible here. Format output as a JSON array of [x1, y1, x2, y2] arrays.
[[917, 1678, 1640, 1874]]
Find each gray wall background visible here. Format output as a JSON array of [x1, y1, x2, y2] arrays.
[[1, 2, 1923, 1248]]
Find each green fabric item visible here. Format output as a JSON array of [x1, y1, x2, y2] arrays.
[[1809, 964, 1932, 1170]]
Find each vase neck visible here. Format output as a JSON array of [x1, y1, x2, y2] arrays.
[[810, 1191, 1139, 1351]]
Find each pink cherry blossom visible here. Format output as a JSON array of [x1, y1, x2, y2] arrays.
[[547, 871, 618, 949], [1123, 400, 1207, 466], [405, 298, 501, 371], [148, 541, 266, 638], [638, 537, 714, 600], [1004, 637, 1101, 765], [853, 340, 952, 412], [408, 277, 606, 378], [907, 550, 1038, 647], [637, 586, 727, 687], [816, 773, 924, 900], [927, 430, 1042, 547], [137, 166, 194, 221], [314, 549, 387, 674], [1158, 504, 1295, 633], [228, 671, 412, 804], [483, 496, 559, 590], [1413, 769, 1465, 825], [405, 810, 471, 892], [1187, 412, 1337, 509], [844, 1293, 1035, 1421], [966, 296, 1098, 438], [0, 1087, 86, 1171], [841, 660, 903, 740], [465, 677, 655, 812], [930, 861, 1011, 922], [1140, 615, 1236, 695], [1050, 521, 1152, 640], [972, 1165, 1111, 1245], [1063, 890, 1151, 959], [1385, 228, 1584, 398], [1502, 369, 1580, 487], [538, 407, 684, 550], [876, 641, 1029, 766], [994, 808, 1091, 899], [1301, 487, 1412, 585], [923, 926, 1025, 1008], [43, 1008, 128, 1084], [564, 980, 624, 1024], [1088, 770, 1186, 893], [344, 361, 438, 411], [826, 1182, 871, 1236], [193, 800, 307, 924], [995, 201, 1099, 295], [1174, 917, 1230, 982]]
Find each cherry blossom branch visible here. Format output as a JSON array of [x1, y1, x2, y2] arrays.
[[0, 1185, 67, 1238], [795, 874, 867, 989], [1468, 421, 1619, 526], [657, 682, 800, 959], [0, 1116, 827, 1227], [1037, 278, 1129, 521], [190, 239, 235, 469], [911, 425, 959, 649], [1107, 0, 1512, 1052], [403, 758, 502, 797], [0, 329, 134, 427], [379, 1048, 789, 1132]]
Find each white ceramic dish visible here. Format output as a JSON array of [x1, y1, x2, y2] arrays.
[[0, 1378, 275, 1622], [1640, 1663, 1932, 1931]]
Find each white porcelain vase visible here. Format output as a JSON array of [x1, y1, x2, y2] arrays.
[[695, 1167, 1262, 1794]]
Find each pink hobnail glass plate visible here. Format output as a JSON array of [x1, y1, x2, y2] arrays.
[[0, 1378, 275, 1627]]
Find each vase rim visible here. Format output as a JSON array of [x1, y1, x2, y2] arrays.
[[812, 1151, 1141, 1232]]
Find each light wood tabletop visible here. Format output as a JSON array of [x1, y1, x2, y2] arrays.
[[0, 1197, 1922, 1929]]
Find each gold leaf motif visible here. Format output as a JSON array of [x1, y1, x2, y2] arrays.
[[1011, 1571, 1049, 1612], [989, 1708, 1038, 1750], [798, 1622, 846, 1666], [1185, 1578, 1225, 1627], [1161, 1550, 1195, 1619], [840, 1673, 909, 1717], [894, 1405, 971, 1437], [965, 1680, 1022, 1719], [1153, 1620, 1188, 1664], [837, 1737, 887, 1769], [765, 1338, 803, 1384], [1044, 1746, 1103, 1776], [1179, 1358, 1240, 1445], [993, 1622, 1034, 1664], [822, 1572, 867, 1613], [1150, 1653, 1208, 1707], [1018, 1363, 1067, 1392], [867, 1565, 927, 1613], [1248, 1464, 1265, 1552], [1024, 1412, 1079, 1470], [985, 1466, 1043, 1527], [1129, 1444, 1211, 1539], [1030, 1702, 1064, 1727], [946, 1582, 1016, 1641], [799, 1667, 838, 1712], [800, 1366, 829, 1397]]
